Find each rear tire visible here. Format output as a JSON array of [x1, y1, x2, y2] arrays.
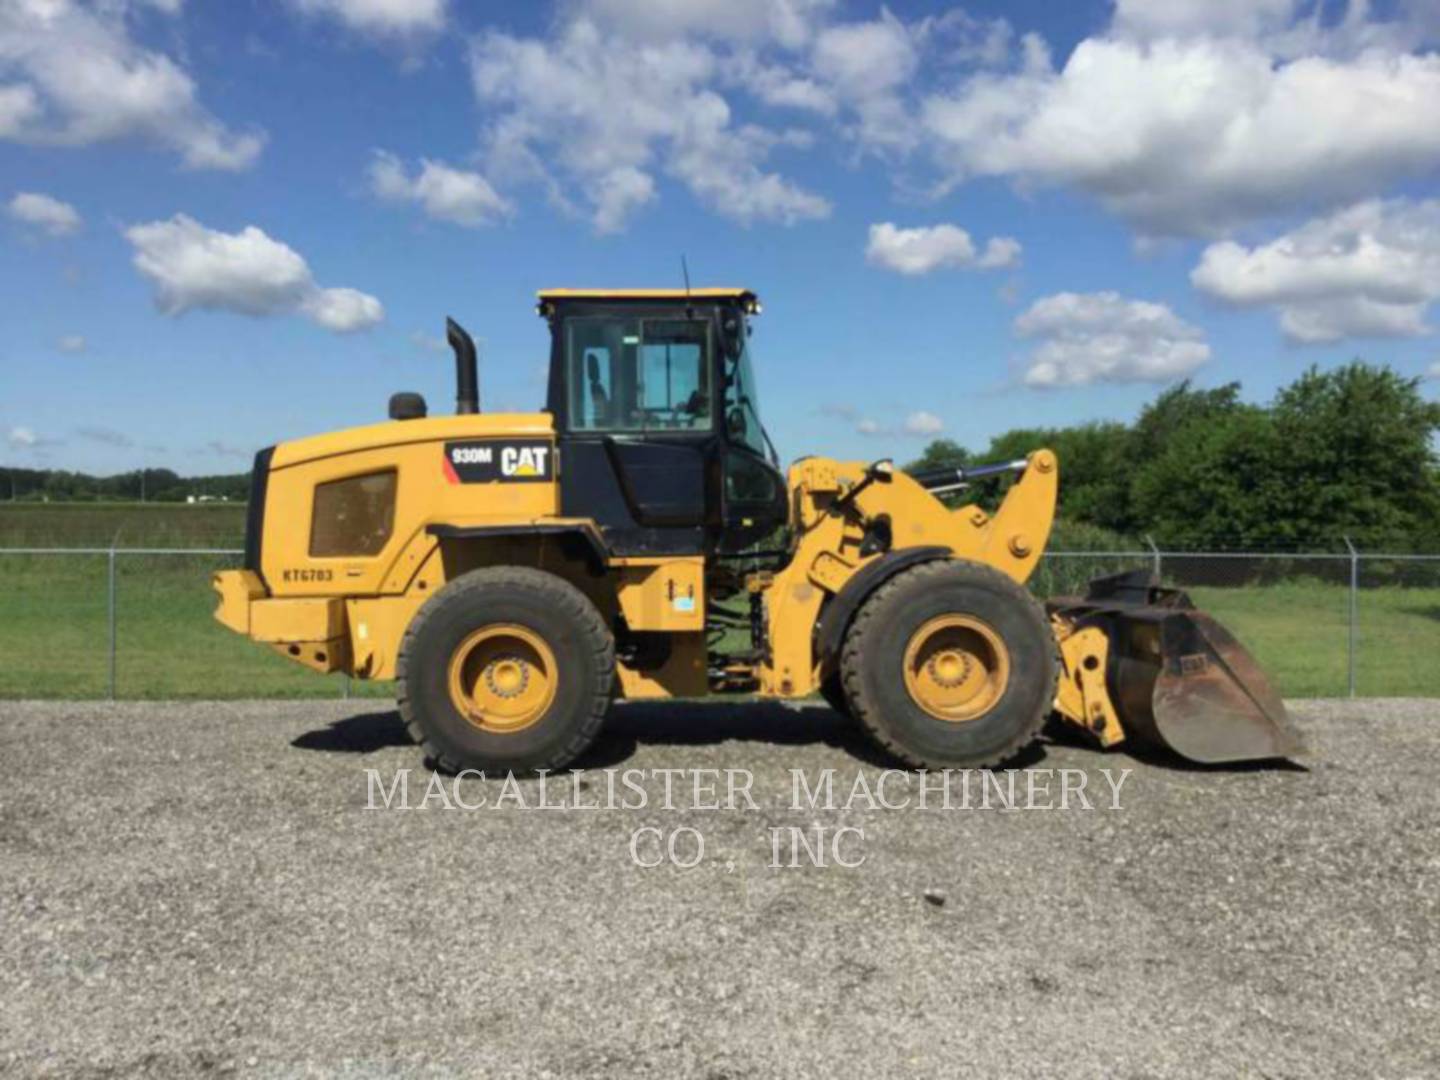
[[397, 567, 614, 774], [840, 559, 1057, 769]]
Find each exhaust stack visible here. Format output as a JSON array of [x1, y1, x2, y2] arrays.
[[447, 317, 479, 415]]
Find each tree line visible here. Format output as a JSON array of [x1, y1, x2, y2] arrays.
[[906, 363, 1440, 552], [0, 466, 250, 504]]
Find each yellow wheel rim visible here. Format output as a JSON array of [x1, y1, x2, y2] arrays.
[[902, 614, 1010, 723], [446, 624, 557, 734]]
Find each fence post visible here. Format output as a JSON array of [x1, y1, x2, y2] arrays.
[[107, 546, 117, 701], [1343, 536, 1358, 699], [1144, 534, 1162, 580]]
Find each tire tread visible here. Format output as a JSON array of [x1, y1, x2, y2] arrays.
[[839, 558, 1058, 769], [396, 566, 614, 774]]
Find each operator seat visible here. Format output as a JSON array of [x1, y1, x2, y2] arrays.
[[586, 352, 610, 427]]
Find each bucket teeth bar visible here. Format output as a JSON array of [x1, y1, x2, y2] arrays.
[[1050, 570, 1303, 764]]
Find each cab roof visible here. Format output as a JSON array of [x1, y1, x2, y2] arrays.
[[537, 287, 759, 313]]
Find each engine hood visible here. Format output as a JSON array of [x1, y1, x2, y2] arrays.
[[270, 412, 555, 470]]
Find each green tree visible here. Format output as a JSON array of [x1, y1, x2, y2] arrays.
[[1131, 407, 1290, 548], [1269, 363, 1440, 549], [1134, 364, 1440, 550], [1130, 380, 1244, 461], [983, 422, 1132, 530], [905, 439, 970, 473]]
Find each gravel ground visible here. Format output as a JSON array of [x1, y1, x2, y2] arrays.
[[1, 698, 1437, 1079]]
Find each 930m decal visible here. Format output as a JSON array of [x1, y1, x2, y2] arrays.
[[443, 439, 554, 484]]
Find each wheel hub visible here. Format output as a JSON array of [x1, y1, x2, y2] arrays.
[[447, 625, 557, 734], [903, 614, 1011, 723], [484, 656, 530, 699], [927, 650, 973, 689]]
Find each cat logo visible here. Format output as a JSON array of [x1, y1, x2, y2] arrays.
[[443, 439, 554, 484], [502, 445, 549, 477]]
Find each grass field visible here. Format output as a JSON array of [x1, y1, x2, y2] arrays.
[[0, 505, 383, 700], [0, 502, 247, 548], [2, 504, 1438, 699]]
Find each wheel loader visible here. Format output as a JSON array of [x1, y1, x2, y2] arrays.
[[213, 288, 1299, 773]]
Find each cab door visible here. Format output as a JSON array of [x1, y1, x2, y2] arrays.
[[556, 314, 718, 554]]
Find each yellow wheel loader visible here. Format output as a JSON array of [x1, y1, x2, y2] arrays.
[[213, 288, 1299, 773]]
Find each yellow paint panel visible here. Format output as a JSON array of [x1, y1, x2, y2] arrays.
[[760, 450, 1060, 697], [261, 433, 560, 598], [271, 413, 554, 469], [538, 288, 754, 301], [615, 634, 708, 699], [251, 597, 346, 643], [269, 638, 348, 674], [212, 570, 264, 635], [616, 558, 705, 632]]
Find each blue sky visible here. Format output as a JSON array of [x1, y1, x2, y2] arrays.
[[2, 0, 1439, 475]]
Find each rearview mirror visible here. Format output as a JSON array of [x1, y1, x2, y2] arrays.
[[726, 407, 748, 441], [721, 315, 743, 360]]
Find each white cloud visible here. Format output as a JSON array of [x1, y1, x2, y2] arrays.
[[300, 287, 384, 334], [469, 17, 830, 232], [1429, 360, 1440, 379], [812, 12, 916, 93], [0, 83, 40, 136], [368, 151, 512, 227], [288, 0, 447, 36], [124, 214, 383, 333], [1112, 0, 1303, 41], [810, 9, 919, 152], [590, 165, 656, 234], [865, 222, 1020, 274], [7, 425, 37, 449], [7, 191, 81, 235], [903, 410, 943, 435], [920, 26, 1440, 237], [838, 408, 943, 437], [1015, 291, 1211, 387], [575, 0, 834, 48], [1191, 198, 1440, 344], [57, 333, 86, 353], [0, 0, 263, 169], [728, 54, 835, 113]]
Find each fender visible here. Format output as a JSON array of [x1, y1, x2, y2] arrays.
[[425, 523, 608, 574], [813, 545, 952, 670]]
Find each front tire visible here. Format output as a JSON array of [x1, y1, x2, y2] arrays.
[[397, 567, 614, 774], [840, 559, 1057, 769]]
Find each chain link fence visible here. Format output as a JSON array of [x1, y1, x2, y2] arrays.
[[2, 545, 1438, 700]]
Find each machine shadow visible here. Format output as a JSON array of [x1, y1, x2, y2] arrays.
[[291, 711, 414, 754], [584, 700, 914, 770], [291, 700, 1051, 772], [291, 706, 1302, 773]]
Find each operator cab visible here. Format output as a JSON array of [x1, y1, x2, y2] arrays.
[[538, 289, 787, 556]]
